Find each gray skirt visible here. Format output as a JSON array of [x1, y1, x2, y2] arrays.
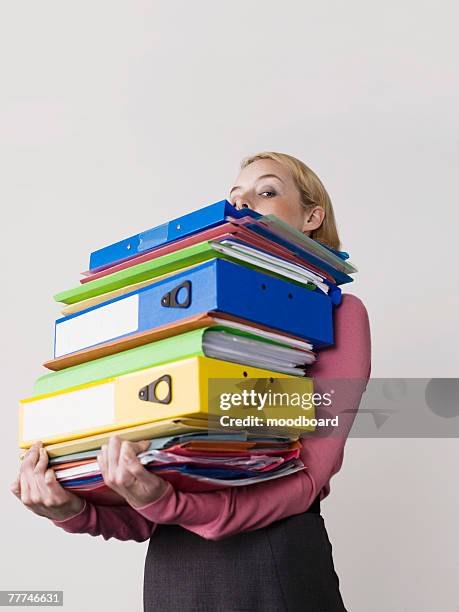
[[143, 502, 347, 612]]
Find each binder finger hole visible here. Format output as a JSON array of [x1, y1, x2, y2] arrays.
[[154, 380, 170, 402], [175, 285, 189, 305]]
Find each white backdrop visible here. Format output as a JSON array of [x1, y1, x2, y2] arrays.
[[1, 2, 458, 611]]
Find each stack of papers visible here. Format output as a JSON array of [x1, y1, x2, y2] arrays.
[[49, 431, 304, 499]]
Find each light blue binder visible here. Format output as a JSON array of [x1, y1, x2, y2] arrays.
[[54, 258, 334, 359]]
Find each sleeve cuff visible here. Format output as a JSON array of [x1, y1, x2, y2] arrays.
[[131, 482, 177, 523], [52, 499, 89, 527]]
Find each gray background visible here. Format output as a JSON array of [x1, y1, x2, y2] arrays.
[[1, 1, 458, 611]]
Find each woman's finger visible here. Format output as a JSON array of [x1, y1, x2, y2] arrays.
[[19, 448, 38, 504], [107, 436, 122, 480], [96, 449, 105, 471], [21, 443, 41, 474], [121, 449, 152, 484], [101, 445, 108, 477], [34, 449, 54, 500], [22, 442, 45, 500], [10, 474, 21, 499], [43, 468, 68, 501], [97, 448, 107, 481], [100, 445, 115, 488], [118, 439, 150, 476], [34, 448, 48, 475], [28, 465, 46, 506], [35, 448, 64, 495], [117, 443, 146, 485], [109, 442, 135, 489], [44, 468, 57, 487], [119, 440, 145, 464], [19, 468, 31, 504]]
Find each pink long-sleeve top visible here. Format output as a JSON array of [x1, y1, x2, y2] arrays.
[[52, 293, 371, 542]]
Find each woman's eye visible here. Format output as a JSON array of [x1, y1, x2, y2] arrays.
[[260, 191, 276, 198]]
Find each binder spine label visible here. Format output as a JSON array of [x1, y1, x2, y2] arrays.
[[55, 294, 139, 358], [21, 383, 115, 441]]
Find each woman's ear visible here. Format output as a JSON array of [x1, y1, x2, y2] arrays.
[[302, 206, 325, 233]]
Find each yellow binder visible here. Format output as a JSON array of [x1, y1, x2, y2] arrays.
[[20, 417, 215, 459], [19, 356, 314, 448]]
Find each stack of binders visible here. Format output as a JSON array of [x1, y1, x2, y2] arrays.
[[18, 200, 356, 505]]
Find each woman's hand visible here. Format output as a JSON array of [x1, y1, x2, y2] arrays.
[[11, 441, 85, 521], [98, 436, 169, 508]]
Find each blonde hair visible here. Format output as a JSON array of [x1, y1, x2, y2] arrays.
[[240, 151, 341, 250]]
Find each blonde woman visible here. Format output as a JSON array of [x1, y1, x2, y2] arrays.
[[12, 152, 371, 612]]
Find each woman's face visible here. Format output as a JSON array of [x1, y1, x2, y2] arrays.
[[228, 159, 309, 232]]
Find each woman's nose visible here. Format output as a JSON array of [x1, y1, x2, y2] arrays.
[[233, 196, 252, 210]]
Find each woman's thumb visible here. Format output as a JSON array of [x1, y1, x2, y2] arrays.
[[131, 439, 151, 453]]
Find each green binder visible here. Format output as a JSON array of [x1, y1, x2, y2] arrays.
[[33, 326, 294, 397], [54, 240, 316, 305]]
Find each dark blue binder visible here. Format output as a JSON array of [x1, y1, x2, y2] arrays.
[[89, 200, 261, 272]]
